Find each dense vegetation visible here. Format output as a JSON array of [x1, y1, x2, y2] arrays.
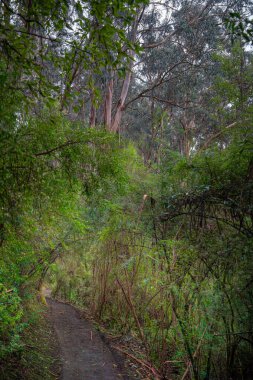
[[0, 1, 252, 379]]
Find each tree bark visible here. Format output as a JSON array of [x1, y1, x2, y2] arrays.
[[111, 68, 132, 132], [89, 91, 96, 128], [110, 10, 142, 132], [104, 72, 114, 129]]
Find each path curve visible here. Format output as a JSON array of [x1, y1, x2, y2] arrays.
[[47, 298, 123, 380]]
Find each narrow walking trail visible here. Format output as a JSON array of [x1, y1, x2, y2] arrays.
[[47, 299, 124, 380]]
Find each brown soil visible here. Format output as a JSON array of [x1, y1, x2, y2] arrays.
[[47, 298, 129, 380]]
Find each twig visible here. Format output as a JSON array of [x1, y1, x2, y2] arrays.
[[111, 345, 161, 379]]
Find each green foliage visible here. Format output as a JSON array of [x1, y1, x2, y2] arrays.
[[48, 42, 253, 380], [225, 11, 253, 43], [211, 43, 253, 123], [1, 2, 253, 379], [0, 298, 60, 380], [0, 96, 136, 360], [0, 0, 148, 365], [0, 0, 148, 109], [0, 285, 23, 358]]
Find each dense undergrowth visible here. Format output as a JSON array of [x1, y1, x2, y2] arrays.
[[0, 294, 59, 380], [2, 69, 253, 380], [49, 134, 253, 379], [0, 104, 133, 376], [47, 45, 253, 380], [1, 1, 253, 379]]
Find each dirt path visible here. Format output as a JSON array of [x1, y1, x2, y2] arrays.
[[47, 299, 124, 380]]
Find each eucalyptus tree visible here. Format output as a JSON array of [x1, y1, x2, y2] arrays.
[[0, 0, 148, 108], [120, 0, 253, 160]]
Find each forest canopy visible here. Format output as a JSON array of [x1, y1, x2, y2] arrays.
[[0, 1, 252, 379]]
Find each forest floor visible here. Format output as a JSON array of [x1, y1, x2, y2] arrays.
[[46, 298, 134, 380]]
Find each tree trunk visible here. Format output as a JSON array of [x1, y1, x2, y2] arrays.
[[89, 91, 96, 128], [110, 10, 142, 132], [111, 69, 132, 132], [104, 72, 114, 129]]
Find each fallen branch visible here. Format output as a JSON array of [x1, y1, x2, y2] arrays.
[[111, 345, 161, 379]]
